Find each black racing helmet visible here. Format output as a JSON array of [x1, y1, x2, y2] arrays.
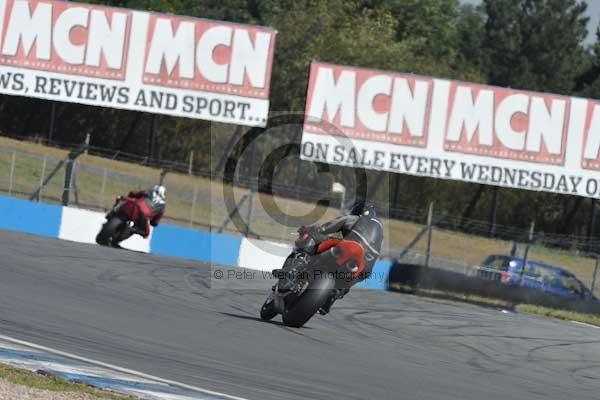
[[349, 200, 376, 217]]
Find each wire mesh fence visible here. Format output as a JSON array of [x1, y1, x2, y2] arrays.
[[1, 141, 599, 297]]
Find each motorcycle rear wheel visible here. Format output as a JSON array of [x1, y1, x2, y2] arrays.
[[282, 276, 335, 328]]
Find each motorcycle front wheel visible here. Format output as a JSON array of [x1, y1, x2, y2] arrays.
[[260, 295, 277, 321], [95, 216, 125, 246]]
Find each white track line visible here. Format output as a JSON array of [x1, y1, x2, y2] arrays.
[[571, 321, 600, 329], [0, 333, 249, 400]]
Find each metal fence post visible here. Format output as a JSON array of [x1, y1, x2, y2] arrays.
[[520, 221, 535, 281], [71, 160, 79, 205], [489, 186, 499, 237], [281, 196, 290, 241], [62, 160, 73, 206], [510, 241, 518, 257], [425, 202, 434, 268], [148, 114, 157, 164], [588, 198, 597, 253], [188, 151, 194, 175], [245, 191, 255, 237], [84, 133, 90, 155], [8, 150, 16, 196], [48, 103, 56, 144], [591, 256, 599, 295], [38, 155, 47, 202], [99, 168, 107, 209], [190, 183, 198, 227]]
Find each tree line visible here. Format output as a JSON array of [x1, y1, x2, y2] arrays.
[[0, 0, 599, 241]]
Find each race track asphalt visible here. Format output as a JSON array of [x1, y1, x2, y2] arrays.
[[0, 230, 599, 400]]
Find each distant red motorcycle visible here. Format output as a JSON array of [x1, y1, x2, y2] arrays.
[[95, 196, 146, 247]]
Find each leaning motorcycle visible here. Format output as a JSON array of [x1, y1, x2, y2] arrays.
[[95, 196, 143, 247], [260, 226, 366, 328]]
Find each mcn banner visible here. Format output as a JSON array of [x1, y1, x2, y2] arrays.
[[301, 62, 600, 199], [0, 0, 276, 126]]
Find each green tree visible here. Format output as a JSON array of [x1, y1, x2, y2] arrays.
[[262, 0, 406, 111], [456, 3, 486, 73], [576, 27, 600, 98], [264, 0, 481, 112], [366, 0, 460, 58], [483, 0, 589, 93]]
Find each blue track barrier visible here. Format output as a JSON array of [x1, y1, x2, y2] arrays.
[[0, 195, 62, 238], [356, 260, 392, 291], [151, 224, 241, 265]]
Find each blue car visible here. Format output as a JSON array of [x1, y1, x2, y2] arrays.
[[477, 255, 597, 301]]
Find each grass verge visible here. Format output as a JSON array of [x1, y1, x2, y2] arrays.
[[392, 284, 600, 327], [515, 304, 600, 327], [0, 363, 133, 400]]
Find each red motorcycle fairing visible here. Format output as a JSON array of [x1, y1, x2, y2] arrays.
[[116, 197, 153, 222], [316, 239, 366, 280]]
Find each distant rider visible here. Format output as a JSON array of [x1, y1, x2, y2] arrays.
[[305, 201, 384, 314], [119, 185, 166, 240]]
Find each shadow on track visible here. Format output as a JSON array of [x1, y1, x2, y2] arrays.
[[218, 311, 286, 326], [218, 311, 315, 330]]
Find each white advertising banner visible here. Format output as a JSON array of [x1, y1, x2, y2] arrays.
[[301, 62, 600, 198], [0, 0, 276, 126]]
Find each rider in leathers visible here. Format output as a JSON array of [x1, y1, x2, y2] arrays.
[[315, 201, 384, 314], [127, 185, 166, 238], [114, 185, 166, 243]]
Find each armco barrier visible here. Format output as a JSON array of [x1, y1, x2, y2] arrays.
[[0, 195, 391, 290]]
